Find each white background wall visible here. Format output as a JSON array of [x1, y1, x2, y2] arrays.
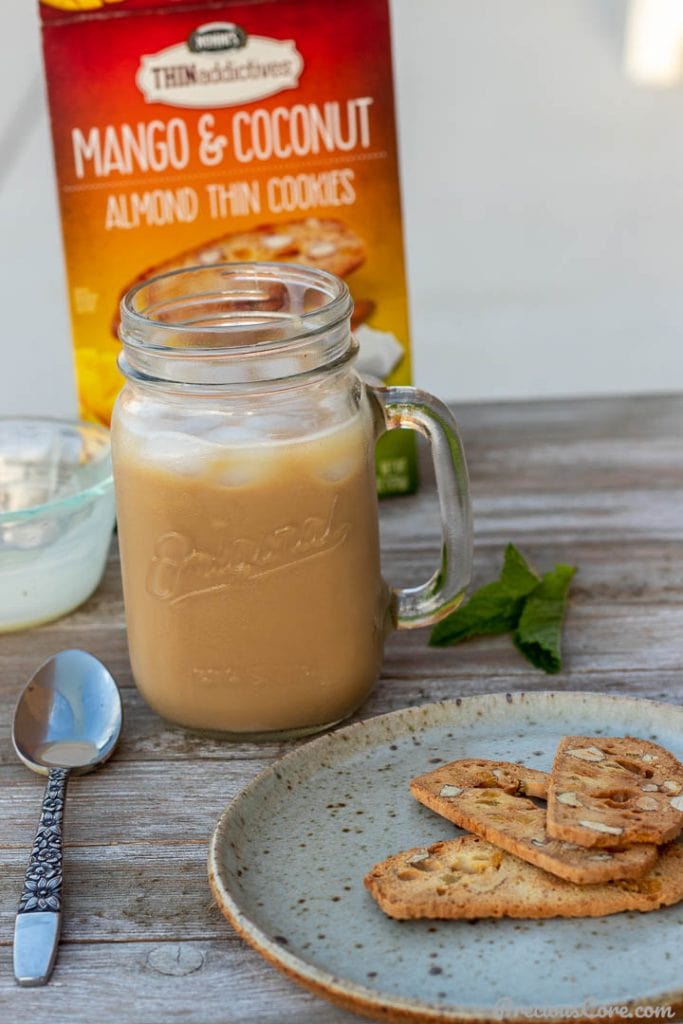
[[1, 0, 682, 417]]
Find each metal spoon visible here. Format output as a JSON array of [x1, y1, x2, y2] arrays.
[[12, 649, 122, 986]]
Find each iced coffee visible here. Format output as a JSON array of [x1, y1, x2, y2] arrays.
[[114, 399, 388, 735]]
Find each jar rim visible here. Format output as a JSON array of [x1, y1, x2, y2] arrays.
[[118, 262, 356, 388], [120, 261, 353, 351]]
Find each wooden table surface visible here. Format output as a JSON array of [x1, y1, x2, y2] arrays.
[[1, 393, 682, 1023]]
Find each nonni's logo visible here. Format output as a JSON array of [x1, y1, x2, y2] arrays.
[[188, 23, 247, 53]]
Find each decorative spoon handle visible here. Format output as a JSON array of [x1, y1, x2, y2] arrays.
[[14, 767, 69, 986]]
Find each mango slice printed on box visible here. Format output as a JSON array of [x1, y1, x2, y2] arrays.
[[547, 736, 683, 848], [364, 835, 683, 921], [409, 759, 658, 884], [42, 1, 124, 9], [75, 345, 124, 428]]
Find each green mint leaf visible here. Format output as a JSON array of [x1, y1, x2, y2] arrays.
[[499, 543, 540, 595], [429, 544, 539, 646], [513, 564, 576, 674], [429, 582, 524, 646]]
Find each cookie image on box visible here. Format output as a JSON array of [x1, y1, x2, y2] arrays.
[[119, 218, 366, 299]]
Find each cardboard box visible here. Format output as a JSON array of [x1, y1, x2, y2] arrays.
[[38, 0, 416, 494]]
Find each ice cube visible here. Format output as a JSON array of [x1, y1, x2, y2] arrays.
[[215, 446, 277, 487], [169, 412, 229, 435], [206, 410, 303, 446], [136, 431, 222, 475], [204, 423, 258, 447], [316, 453, 358, 483]]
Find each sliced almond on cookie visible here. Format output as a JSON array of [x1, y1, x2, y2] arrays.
[[556, 791, 582, 807], [566, 745, 606, 762]]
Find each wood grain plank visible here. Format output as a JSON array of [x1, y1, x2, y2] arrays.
[[381, 538, 683, 602], [0, 760, 262, 848], [380, 487, 683, 543], [451, 394, 683, 442], [0, 843, 222, 943], [0, 939, 367, 1023]]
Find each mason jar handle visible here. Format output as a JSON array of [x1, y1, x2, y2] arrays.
[[369, 385, 473, 629]]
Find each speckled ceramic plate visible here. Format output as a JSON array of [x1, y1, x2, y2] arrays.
[[208, 692, 683, 1023]]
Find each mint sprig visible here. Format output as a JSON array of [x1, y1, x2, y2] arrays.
[[513, 564, 576, 674], [429, 544, 576, 674]]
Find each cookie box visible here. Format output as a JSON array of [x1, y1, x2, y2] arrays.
[[38, 0, 417, 495]]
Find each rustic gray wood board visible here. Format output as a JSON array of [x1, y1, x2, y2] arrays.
[[1, 394, 682, 1023]]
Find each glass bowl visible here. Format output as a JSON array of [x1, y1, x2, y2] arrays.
[[0, 417, 115, 631]]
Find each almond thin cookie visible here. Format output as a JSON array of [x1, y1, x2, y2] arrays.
[[410, 759, 657, 884], [364, 836, 683, 920], [547, 736, 683, 848]]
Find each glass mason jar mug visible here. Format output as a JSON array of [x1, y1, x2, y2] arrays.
[[112, 263, 472, 739]]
